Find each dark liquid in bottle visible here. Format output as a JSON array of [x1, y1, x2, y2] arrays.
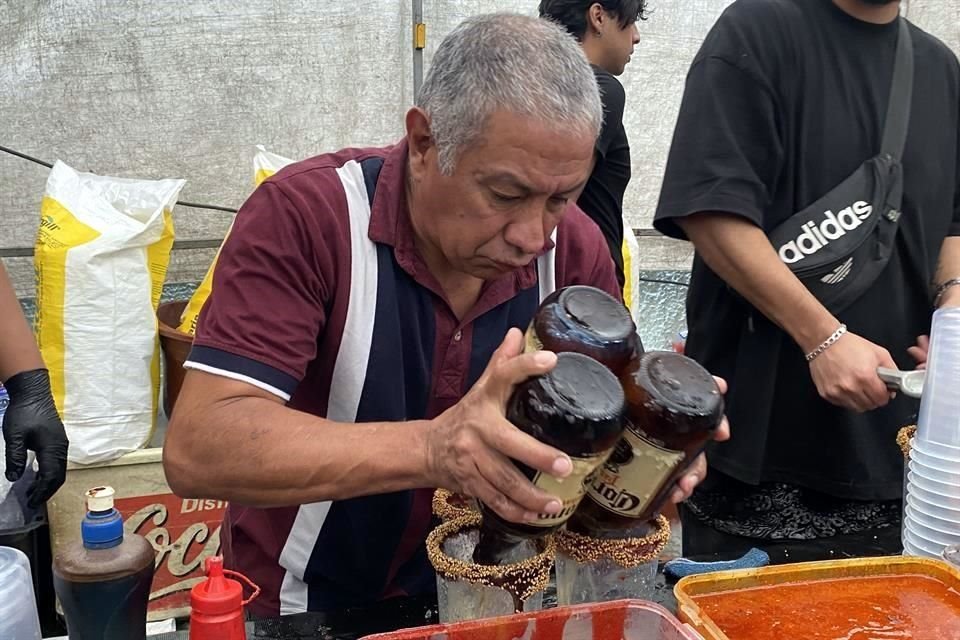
[[568, 351, 724, 537], [526, 286, 641, 374], [53, 535, 155, 640], [473, 352, 626, 565]]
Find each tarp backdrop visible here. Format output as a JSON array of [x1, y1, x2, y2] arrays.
[[2, 1, 957, 294]]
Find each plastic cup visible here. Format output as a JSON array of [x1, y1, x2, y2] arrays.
[[429, 519, 549, 624], [912, 437, 960, 460], [902, 535, 924, 557], [555, 552, 658, 606], [903, 525, 943, 558], [0, 547, 41, 640], [910, 447, 960, 474], [908, 478, 960, 512], [906, 495, 960, 530], [916, 308, 960, 448], [907, 468, 960, 499], [904, 508, 960, 546], [908, 457, 960, 489]]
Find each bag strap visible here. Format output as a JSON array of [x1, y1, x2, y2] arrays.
[[880, 19, 914, 160]]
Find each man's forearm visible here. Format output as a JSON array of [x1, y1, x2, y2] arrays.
[[677, 213, 839, 353], [0, 263, 44, 382], [934, 237, 960, 307], [164, 377, 434, 506]]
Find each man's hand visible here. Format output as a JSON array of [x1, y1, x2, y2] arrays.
[[669, 376, 731, 504], [427, 328, 572, 524], [3, 369, 69, 508], [809, 332, 896, 413], [908, 335, 929, 370]]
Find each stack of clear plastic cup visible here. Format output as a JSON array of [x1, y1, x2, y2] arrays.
[[903, 308, 960, 558], [0, 547, 41, 640]]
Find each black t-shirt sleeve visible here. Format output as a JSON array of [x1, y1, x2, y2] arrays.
[[952, 98, 960, 236], [654, 55, 784, 240], [595, 73, 626, 158]]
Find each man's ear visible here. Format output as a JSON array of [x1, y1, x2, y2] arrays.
[[406, 107, 434, 183], [586, 2, 606, 35]]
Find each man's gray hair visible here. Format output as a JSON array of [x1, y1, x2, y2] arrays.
[[416, 13, 602, 175]]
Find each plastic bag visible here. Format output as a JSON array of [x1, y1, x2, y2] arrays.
[[177, 146, 295, 335], [621, 225, 641, 324], [34, 161, 184, 465]]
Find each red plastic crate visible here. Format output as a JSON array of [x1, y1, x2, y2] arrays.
[[362, 600, 702, 640]]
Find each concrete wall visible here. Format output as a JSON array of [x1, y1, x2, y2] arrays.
[[2, 1, 957, 296]]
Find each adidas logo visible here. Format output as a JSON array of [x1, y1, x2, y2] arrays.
[[821, 257, 854, 285], [778, 201, 873, 265]]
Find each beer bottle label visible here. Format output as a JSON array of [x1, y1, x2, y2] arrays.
[[524, 321, 543, 353], [528, 452, 610, 528], [585, 426, 685, 518]]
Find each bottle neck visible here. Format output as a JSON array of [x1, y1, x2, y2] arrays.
[[81, 508, 124, 550], [472, 521, 523, 566]]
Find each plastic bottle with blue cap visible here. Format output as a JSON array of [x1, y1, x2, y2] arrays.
[[52, 486, 155, 640]]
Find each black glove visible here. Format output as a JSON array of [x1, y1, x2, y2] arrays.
[[4, 369, 69, 508]]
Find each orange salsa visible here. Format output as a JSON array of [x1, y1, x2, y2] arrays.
[[694, 575, 960, 639]]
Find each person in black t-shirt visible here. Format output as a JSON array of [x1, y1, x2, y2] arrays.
[[654, 0, 960, 560], [539, 1, 644, 289]]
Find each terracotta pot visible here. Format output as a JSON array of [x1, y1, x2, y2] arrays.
[[157, 301, 193, 417]]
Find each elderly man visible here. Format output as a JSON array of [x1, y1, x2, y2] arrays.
[[164, 13, 725, 616]]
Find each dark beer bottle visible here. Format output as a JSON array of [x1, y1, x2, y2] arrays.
[[567, 351, 724, 538], [472, 352, 626, 565], [525, 286, 641, 374]]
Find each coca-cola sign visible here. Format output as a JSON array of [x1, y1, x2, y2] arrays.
[[115, 493, 226, 615]]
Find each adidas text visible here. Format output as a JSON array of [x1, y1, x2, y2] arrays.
[[778, 201, 873, 264]]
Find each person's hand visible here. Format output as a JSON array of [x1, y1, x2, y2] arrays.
[[427, 328, 571, 524], [809, 331, 896, 413], [669, 376, 731, 504], [908, 335, 929, 370], [3, 369, 69, 508]]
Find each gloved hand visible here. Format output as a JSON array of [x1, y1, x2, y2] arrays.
[[3, 369, 69, 508]]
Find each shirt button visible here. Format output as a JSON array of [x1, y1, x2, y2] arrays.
[[454, 330, 462, 342]]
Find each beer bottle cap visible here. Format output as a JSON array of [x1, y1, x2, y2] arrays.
[[559, 286, 636, 342], [637, 351, 724, 428], [539, 352, 625, 423]]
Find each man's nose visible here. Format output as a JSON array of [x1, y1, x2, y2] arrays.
[[504, 206, 547, 256], [632, 24, 640, 43]]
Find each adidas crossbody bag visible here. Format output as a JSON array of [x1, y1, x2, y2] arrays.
[[767, 18, 914, 313]]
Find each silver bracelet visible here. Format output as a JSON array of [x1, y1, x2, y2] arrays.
[[934, 278, 960, 308], [805, 324, 848, 362]]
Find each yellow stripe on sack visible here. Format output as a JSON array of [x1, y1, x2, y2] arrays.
[[34, 197, 101, 416], [146, 209, 176, 435], [179, 166, 278, 335], [254, 168, 276, 187], [177, 248, 220, 335], [621, 235, 634, 311]]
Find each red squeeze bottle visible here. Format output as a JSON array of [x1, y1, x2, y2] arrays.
[[189, 556, 259, 640]]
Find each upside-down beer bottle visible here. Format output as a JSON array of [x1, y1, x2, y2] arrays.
[[567, 351, 724, 537], [525, 286, 641, 374], [472, 352, 626, 565]]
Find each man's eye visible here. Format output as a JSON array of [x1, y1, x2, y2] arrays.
[[491, 191, 521, 203], [548, 197, 569, 210]]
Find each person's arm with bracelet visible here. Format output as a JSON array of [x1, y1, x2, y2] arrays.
[[677, 213, 897, 413], [933, 239, 960, 309], [0, 262, 68, 507], [908, 238, 960, 366]]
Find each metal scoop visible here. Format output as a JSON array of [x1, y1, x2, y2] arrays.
[[877, 367, 925, 398]]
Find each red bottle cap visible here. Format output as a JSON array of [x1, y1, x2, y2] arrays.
[[191, 556, 243, 616]]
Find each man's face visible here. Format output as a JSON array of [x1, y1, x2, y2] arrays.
[[601, 16, 640, 76], [406, 109, 595, 281]]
